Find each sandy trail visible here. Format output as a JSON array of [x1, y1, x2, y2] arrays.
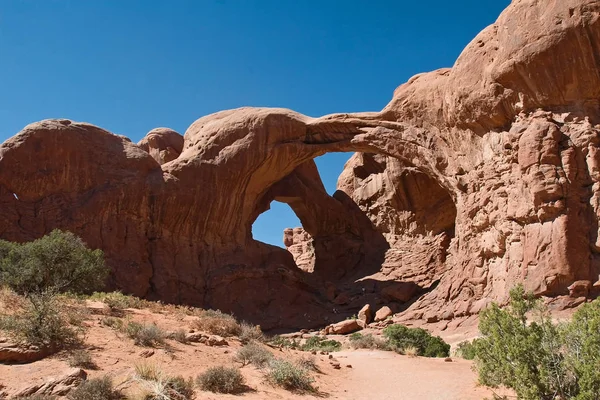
[[327, 350, 498, 400]]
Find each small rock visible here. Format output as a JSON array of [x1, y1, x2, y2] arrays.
[[444, 357, 453, 362], [346, 364, 352, 368], [185, 332, 207, 342], [328, 354, 333, 359], [311, 351, 317, 355], [374, 306, 393, 322], [207, 335, 228, 346]]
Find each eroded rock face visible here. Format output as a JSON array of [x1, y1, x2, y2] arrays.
[[0, 0, 599, 328], [137, 127, 184, 165]]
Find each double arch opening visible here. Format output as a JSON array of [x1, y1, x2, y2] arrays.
[[250, 149, 458, 289]]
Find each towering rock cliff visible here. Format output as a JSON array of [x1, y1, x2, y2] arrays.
[[1, 0, 599, 328]]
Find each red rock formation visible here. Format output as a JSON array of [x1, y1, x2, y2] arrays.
[[137, 128, 183, 165], [0, 0, 599, 328]]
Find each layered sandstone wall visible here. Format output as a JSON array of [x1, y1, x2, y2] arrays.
[[1, 0, 599, 328]]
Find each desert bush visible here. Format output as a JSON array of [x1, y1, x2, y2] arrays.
[[162, 375, 195, 399], [296, 355, 319, 372], [265, 359, 315, 392], [68, 349, 97, 369], [0, 285, 24, 313], [348, 332, 389, 350], [14, 396, 56, 400], [561, 299, 600, 399], [234, 342, 273, 367], [101, 316, 124, 330], [473, 285, 600, 400], [300, 336, 341, 352], [171, 328, 189, 344], [140, 375, 195, 400], [67, 376, 122, 400], [269, 335, 299, 349], [455, 339, 478, 360], [192, 310, 241, 337], [196, 366, 246, 394], [135, 362, 162, 381], [124, 321, 165, 347], [383, 324, 450, 357], [0, 293, 81, 348], [0, 230, 108, 296], [239, 322, 264, 344], [89, 291, 147, 311]]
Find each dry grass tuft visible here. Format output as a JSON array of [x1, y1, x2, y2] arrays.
[[196, 366, 246, 394], [124, 321, 165, 347], [192, 310, 241, 337], [234, 343, 273, 368], [68, 349, 97, 369], [403, 345, 419, 357]]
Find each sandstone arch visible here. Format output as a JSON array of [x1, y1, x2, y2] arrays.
[[1, 0, 600, 328]]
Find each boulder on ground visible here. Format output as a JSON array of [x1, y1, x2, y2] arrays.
[[329, 319, 362, 334], [358, 304, 372, 324], [13, 368, 86, 397], [374, 306, 393, 322], [0, 341, 53, 364]]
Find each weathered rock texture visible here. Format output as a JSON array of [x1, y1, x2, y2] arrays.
[[1, 0, 600, 328], [137, 127, 184, 165]]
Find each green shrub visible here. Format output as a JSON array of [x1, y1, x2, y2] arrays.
[[348, 333, 389, 350], [265, 359, 315, 392], [90, 291, 146, 311], [269, 335, 299, 349], [0, 230, 108, 296], [124, 321, 165, 347], [234, 343, 273, 367], [455, 339, 478, 360], [68, 349, 97, 369], [383, 324, 450, 357], [193, 310, 241, 337], [473, 285, 580, 400], [300, 336, 341, 352], [67, 376, 122, 400], [0, 293, 81, 348], [561, 299, 600, 399], [196, 366, 246, 394]]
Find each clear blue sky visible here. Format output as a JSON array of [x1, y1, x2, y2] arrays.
[[0, 0, 509, 247]]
